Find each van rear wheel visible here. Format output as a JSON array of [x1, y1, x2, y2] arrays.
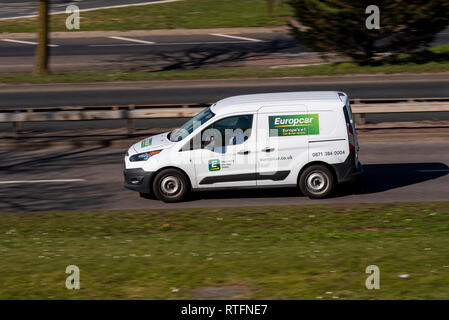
[[299, 165, 335, 199], [153, 169, 190, 203]]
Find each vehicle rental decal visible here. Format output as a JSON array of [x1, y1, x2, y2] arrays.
[[208, 159, 221, 171], [141, 138, 152, 148], [269, 114, 319, 136]]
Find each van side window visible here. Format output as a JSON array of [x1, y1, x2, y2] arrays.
[[201, 115, 253, 150]]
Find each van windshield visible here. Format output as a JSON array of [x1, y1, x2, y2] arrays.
[[169, 107, 215, 142]]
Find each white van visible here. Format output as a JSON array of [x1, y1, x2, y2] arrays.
[[124, 91, 362, 202]]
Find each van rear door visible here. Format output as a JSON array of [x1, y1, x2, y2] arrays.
[[345, 100, 359, 152]]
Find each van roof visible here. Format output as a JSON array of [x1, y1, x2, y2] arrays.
[[211, 91, 348, 115]]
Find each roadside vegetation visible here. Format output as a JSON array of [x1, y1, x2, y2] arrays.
[[1, 202, 449, 299], [289, 0, 449, 64], [0, 0, 291, 33], [0, 44, 448, 84]]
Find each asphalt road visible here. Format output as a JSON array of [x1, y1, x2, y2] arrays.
[[0, 33, 299, 58], [2, 31, 446, 58], [0, 138, 448, 213], [0, 31, 448, 72], [2, 74, 449, 108], [0, 32, 303, 72], [0, 0, 169, 19]]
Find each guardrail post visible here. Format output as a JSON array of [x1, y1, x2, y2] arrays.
[[354, 113, 366, 126], [13, 122, 22, 137], [127, 105, 135, 135], [128, 119, 135, 135]]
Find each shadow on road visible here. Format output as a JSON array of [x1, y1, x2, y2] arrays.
[[106, 39, 301, 72], [355, 162, 449, 194]]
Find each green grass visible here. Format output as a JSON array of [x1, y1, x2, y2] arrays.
[[1, 45, 449, 84], [1, 202, 449, 299], [0, 0, 292, 33]]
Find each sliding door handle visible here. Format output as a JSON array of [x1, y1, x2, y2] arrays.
[[262, 147, 275, 153]]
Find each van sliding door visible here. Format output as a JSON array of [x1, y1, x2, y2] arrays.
[[256, 105, 310, 187]]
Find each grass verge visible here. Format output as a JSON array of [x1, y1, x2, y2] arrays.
[[1, 58, 448, 84], [0, 0, 292, 33], [1, 202, 449, 299]]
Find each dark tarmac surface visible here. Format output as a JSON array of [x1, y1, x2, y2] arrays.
[[0, 0, 167, 19], [1, 74, 448, 109], [1, 137, 448, 213], [0, 30, 447, 72]]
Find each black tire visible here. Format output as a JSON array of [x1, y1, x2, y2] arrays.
[[299, 165, 335, 199], [152, 169, 190, 203]]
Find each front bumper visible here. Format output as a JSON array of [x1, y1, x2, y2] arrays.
[[123, 168, 155, 193]]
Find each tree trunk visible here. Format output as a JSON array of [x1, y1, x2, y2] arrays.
[[35, 0, 49, 74], [361, 40, 375, 65]]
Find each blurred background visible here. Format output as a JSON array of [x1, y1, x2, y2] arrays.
[[0, 0, 448, 300]]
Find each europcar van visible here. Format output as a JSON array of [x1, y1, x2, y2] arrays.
[[124, 92, 362, 202]]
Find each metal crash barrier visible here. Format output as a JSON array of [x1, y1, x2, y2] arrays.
[[1, 98, 448, 135]]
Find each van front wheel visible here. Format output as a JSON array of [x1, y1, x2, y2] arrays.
[[153, 169, 190, 203], [299, 165, 335, 199]]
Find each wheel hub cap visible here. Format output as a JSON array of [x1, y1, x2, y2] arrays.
[[306, 172, 327, 193], [160, 176, 181, 195]]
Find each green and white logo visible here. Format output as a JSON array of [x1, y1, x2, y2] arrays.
[[208, 159, 221, 171], [141, 138, 152, 148], [269, 114, 319, 136]]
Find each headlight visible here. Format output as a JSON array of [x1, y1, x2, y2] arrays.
[[129, 150, 161, 162]]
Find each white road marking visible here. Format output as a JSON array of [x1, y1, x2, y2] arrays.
[[108, 36, 155, 45], [0, 179, 86, 185], [88, 40, 263, 47], [416, 169, 449, 173], [210, 33, 263, 42], [0, 0, 182, 21], [0, 14, 38, 21], [1, 39, 59, 47]]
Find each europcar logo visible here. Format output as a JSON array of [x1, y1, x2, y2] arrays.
[[269, 114, 319, 136], [208, 159, 221, 171], [141, 138, 152, 148]]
